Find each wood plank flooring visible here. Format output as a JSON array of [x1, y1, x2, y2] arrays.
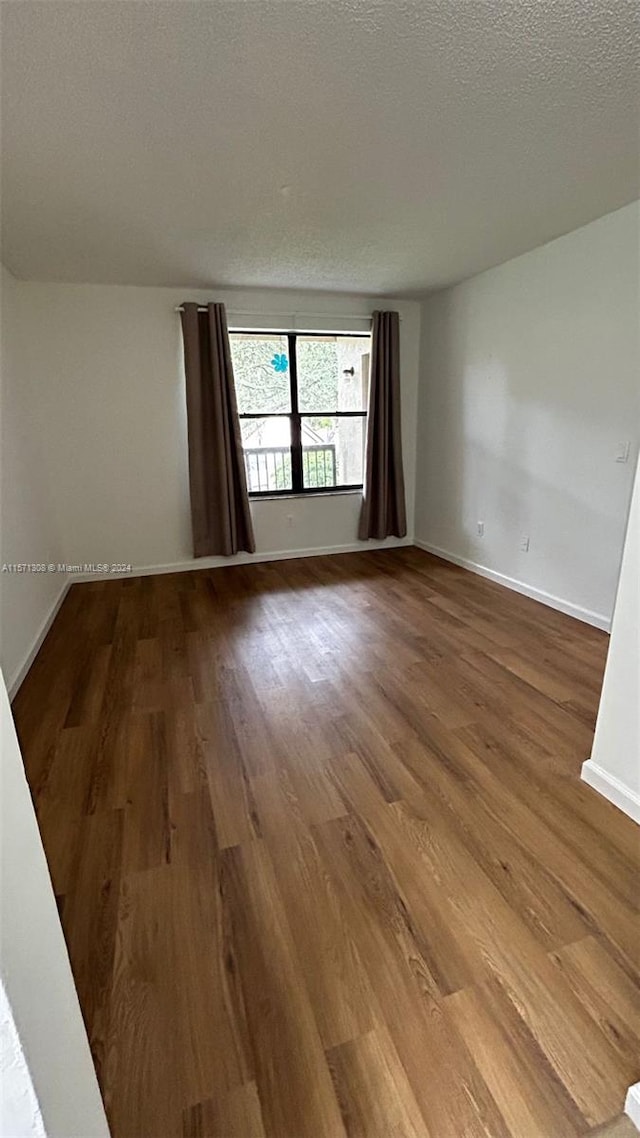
[[12, 547, 640, 1138]]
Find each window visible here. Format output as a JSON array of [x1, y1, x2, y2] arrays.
[[230, 331, 371, 495]]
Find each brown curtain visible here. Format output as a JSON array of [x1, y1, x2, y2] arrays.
[[180, 302, 255, 557], [358, 310, 407, 540]]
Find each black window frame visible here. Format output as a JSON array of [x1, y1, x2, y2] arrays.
[[232, 330, 370, 497]]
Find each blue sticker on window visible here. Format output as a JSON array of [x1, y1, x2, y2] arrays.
[[271, 353, 288, 373]]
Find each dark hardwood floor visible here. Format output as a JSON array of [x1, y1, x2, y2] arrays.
[[12, 547, 640, 1138]]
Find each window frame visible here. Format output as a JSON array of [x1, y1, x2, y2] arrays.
[[232, 330, 370, 497]]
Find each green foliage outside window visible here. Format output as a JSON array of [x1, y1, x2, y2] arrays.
[[231, 337, 340, 414]]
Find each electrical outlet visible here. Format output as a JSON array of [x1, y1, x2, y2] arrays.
[[477, 520, 484, 536], [616, 441, 630, 464], [520, 535, 530, 552], [286, 514, 294, 527]]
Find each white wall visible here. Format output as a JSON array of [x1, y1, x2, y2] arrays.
[[0, 674, 110, 1137], [415, 203, 639, 627], [1, 980, 45, 1138], [583, 457, 640, 822], [0, 266, 65, 692], [15, 283, 420, 578]]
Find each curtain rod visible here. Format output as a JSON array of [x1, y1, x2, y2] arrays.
[[173, 305, 379, 320]]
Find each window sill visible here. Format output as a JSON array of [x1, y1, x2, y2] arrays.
[[250, 489, 363, 502]]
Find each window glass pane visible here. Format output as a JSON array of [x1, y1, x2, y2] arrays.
[[301, 416, 365, 489], [230, 333, 291, 414], [240, 417, 292, 493], [297, 336, 371, 413]]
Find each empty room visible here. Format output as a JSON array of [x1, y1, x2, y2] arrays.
[[1, 2, 639, 1137]]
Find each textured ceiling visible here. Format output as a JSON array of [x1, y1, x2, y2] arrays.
[[1, 0, 639, 294]]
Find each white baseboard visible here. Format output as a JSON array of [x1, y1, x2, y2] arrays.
[[626, 1083, 640, 1131], [413, 540, 611, 631], [70, 538, 413, 583], [581, 760, 640, 826], [7, 577, 70, 700]]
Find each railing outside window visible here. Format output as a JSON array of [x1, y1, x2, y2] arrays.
[[244, 445, 336, 494]]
